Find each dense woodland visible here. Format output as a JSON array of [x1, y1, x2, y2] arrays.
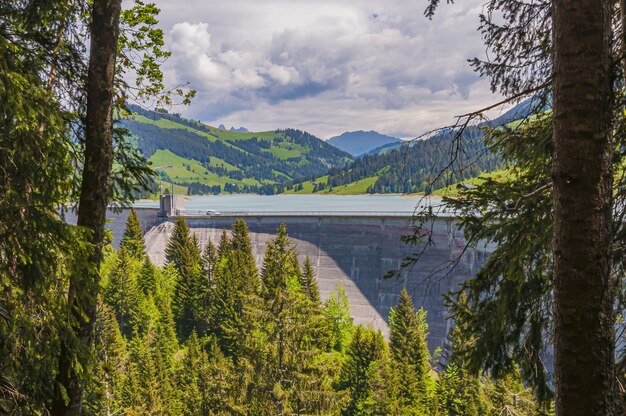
[[2, 0, 625, 414], [81, 211, 541, 415]]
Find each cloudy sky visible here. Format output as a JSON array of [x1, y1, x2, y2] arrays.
[[150, 0, 503, 139]]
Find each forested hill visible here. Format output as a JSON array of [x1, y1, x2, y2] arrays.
[[121, 105, 353, 194], [286, 100, 539, 195]]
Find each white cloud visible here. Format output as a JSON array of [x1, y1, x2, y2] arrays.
[[151, 0, 502, 138]]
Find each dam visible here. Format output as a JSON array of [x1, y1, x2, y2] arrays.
[[70, 198, 489, 351]]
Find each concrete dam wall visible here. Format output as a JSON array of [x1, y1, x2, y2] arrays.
[[143, 214, 490, 350], [65, 208, 490, 350]]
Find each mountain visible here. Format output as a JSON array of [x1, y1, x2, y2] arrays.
[[286, 98, 541, 195], [218, 123, 249, 133], [122, 105, 352, 195], [326, 130, 402, 157]]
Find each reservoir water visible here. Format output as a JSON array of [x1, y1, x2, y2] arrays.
[[134, 194, 445, 214]]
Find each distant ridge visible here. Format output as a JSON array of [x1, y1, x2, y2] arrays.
[[217, 123, 249, 133], [327, 130, 401, 157]]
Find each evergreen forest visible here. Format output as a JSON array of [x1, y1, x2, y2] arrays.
[[80, 211, 541, 415]]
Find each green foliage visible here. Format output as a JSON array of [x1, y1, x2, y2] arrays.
[[120, 208, 145, 259], [300, 257, 322, 304], [138, 258, 157, 296], [164, 217, 207, 338], [434, 309, 490, 416], [104, 248, 141, 336], [324, 284, 354, 352], [337, 326, 392, 415], [442, 116, 554, 399], [388, 289, 435, 413]]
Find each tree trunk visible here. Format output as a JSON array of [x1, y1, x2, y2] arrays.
[[52, 0, 122, 414], [552, 0, 615, 414]]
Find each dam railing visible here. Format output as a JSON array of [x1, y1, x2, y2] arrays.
[[171, 209, 455, 218]]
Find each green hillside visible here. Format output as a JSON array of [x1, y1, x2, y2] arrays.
[[283, 100, 543, 195], [122, 105, 353, 195]]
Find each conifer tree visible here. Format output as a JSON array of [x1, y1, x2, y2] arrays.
[[210, 220, 259, 356], [203, 336, 246, 414], [137, 258, 157, 296], [300, 256, 321, 304], [337, 325, 391, 415], [120, 208, 145, 260], [388, 289, 434, 413], [230, 219, 260, 293], [124, 330, 169, 414], [165, 217, 197, 271], [484, 369, 540, 416], [217, 228, 231, 260], [202, 239, 219, 281], [85, 300, 127, 416], [323, 284, 354, 352], [176, 331, 204, 415], [104, 248, 141, 336], [167, 225, 205, 338], [435, 318, 489, 416]]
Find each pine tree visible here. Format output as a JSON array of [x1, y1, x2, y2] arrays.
[[300, 257, 321, 304], [120, 208, 145, 260], [388, 289, 434, 413]]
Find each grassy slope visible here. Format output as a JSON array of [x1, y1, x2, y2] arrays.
[[148, 149, 261, 186], [283, 175, 379, 195], [431, 170, 512, 197]]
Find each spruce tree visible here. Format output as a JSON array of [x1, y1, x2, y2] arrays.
[[210, 220, 259, 356], [203, 336, 246, 414], [300, 256, 321, 304], [388, 289, 434, 413], [435, 314, 489, 416], [85, 300, 127, 416], [164, 216, 194, 271], [217, 228, 231, 260], [337, 325, 391, 415], [104, 248, 141, 337], [137, 258, 157, 296], [120, 208, 145, 260], [230, 219, 259, 293], [202, 239, 219, 281], [323, 284, 354, 352]]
